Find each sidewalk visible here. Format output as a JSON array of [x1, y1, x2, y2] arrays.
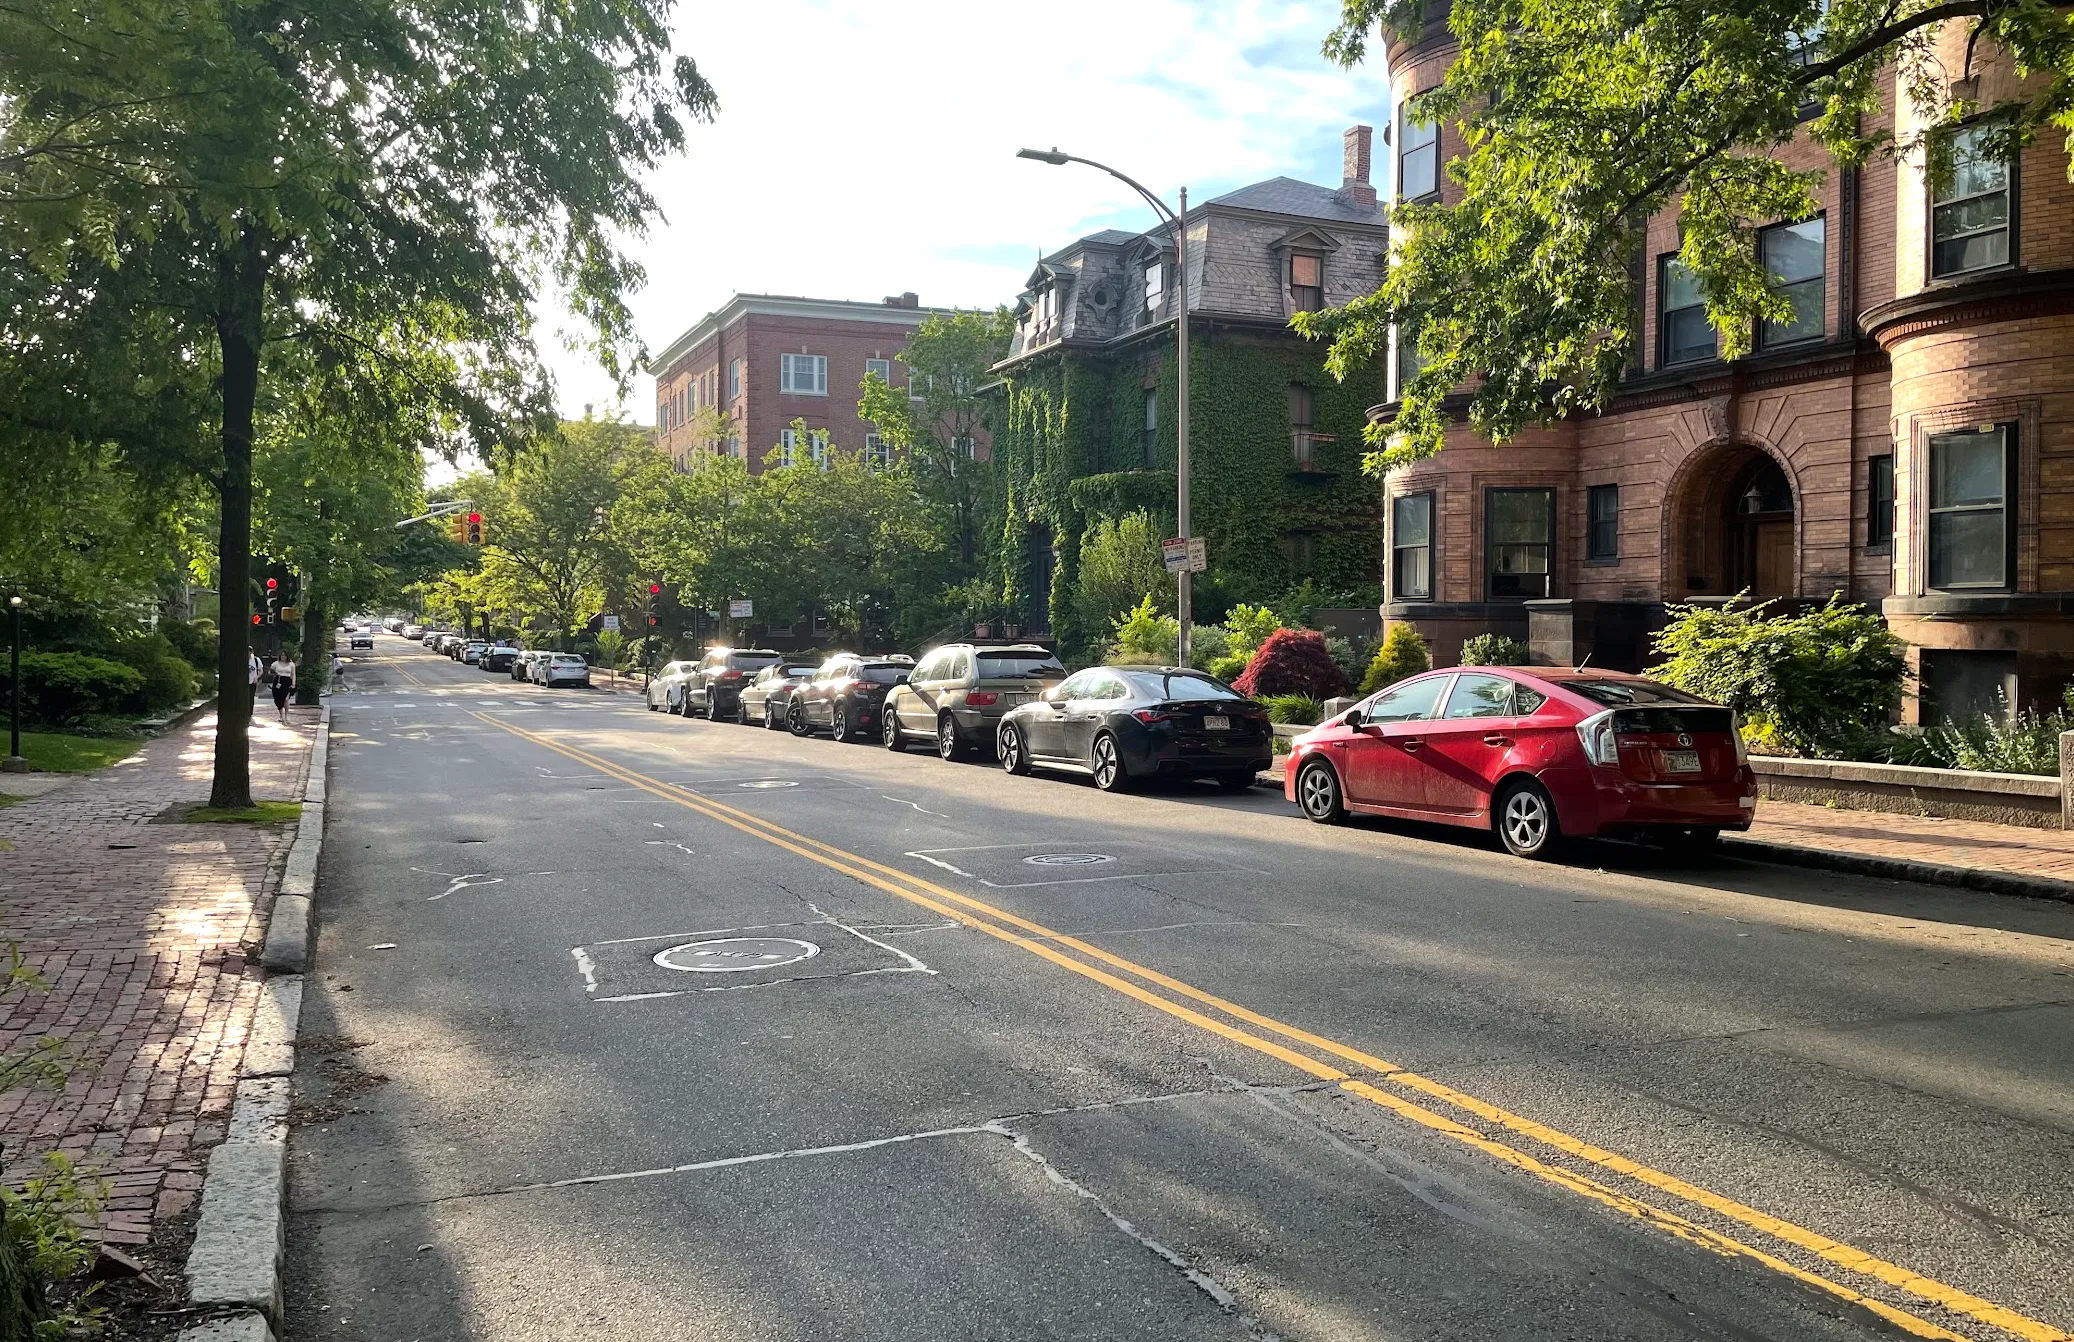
[[1728, 799, 2074, 899], [0, 707, 316, 1245]]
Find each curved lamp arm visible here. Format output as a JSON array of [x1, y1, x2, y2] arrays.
[[1016, 148, 1184, 252]]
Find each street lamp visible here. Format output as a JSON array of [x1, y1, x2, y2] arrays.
[[1017, 146, 1196, 667], [4, 595, 25, 773]]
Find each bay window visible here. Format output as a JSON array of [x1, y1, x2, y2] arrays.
[[1487, 488, 1554, 600], [1927, 425, 2014, 589], [1391, 492, 1433, 601]]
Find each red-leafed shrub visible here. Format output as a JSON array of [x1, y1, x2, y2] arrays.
[[1233, 628, 1348, 699]]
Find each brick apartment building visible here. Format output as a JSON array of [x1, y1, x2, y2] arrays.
[[1379, 16, 2074, 723], [649, 292, 974, 474]]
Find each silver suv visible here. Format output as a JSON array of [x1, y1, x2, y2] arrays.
[[883, 644, 1065, 760]]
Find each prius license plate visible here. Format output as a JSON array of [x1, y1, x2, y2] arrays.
[[1664, 750, 1702, 774], [1203, 715, 1231, 732]]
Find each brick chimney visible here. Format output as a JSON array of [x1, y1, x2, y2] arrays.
[[883, 291, 920, 308], [1338, 125, 1377, 210]]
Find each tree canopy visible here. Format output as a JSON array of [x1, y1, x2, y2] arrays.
[[1307, 0, 2074, 468]]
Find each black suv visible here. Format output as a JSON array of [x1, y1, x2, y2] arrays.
[[683, 647, 784, 720]]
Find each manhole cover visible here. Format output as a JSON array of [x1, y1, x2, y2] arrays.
[[653, 937, 820, 973], [737, 780, 801, 790], [1023, 852, 1116, 867]]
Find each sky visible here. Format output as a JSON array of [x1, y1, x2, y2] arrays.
[[536, 0, 1395, 425]]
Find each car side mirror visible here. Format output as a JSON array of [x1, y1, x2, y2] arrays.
[[1341, 707, 1365, 727]]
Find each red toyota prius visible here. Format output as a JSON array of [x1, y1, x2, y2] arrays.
[[1283, 667, 1756, 859]]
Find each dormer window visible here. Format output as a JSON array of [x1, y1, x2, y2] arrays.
[[1144, 262, 1163, 313], [1289, 254, 1324, 313]]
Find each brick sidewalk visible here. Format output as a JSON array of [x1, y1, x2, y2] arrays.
[[1736, 799, 2074, 888], [0, 707, 315, 1244]]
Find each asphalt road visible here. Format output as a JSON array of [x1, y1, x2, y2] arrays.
[[284, 636, 2074, 1342]]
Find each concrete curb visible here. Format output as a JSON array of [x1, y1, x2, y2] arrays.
[[184, 705, 328, 1332], [1720, 836, 2074, 905]]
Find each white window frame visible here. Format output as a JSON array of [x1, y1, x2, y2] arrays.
[[909, 371, 930, 402], [809, 428, 831, 470], [728, 358, 742, 399], [865, 358, 892, 384], [952, 436, 976, 460], [781, 353, 827, 396], [865, 433, 891, 470], [1144, 262, 1163, 313], [779, 427, 798, 467]]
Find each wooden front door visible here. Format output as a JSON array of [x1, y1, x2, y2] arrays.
[[1754, 521, 1793, 598]]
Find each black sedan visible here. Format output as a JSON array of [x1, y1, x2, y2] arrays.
[[792, 655, 912, 742], [995, 666, 1271, 792], [481, 644, 520, 673]]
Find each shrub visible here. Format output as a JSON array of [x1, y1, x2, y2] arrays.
[[7, 652, 144, 727], [1259, 693, 1322, 725], [1459, 633, 1530, 666], [1207, 653, 1250, 682], [1222, 603, 1284, 660], [112, 634, 199, 714], [1185, 622, 1230, 670], [1922, 686, 2074, 776], [1323, 636, 1365, 687], [1234, 628, 1348, 699], [1359, 623, 1430, 693], [1105, 595, 1179, 665], [1648, 595, 1906, 757], [1076, 512, 1169, 637]]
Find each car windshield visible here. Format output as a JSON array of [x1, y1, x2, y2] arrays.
[[857, 665, 908, 684], [1131, 671, 1243, 702], [1555, 678, 1702, 707], [977, 652, 1064, 679]]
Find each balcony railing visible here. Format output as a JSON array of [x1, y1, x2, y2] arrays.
[[1290, 429, 1337, 471]]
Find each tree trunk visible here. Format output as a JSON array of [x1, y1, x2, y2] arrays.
[[209, 226, 266, 810], [296, 585, 326, 706]]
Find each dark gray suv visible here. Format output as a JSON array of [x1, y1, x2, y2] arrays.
[[882, 644, 1065, 760], [683, 647, 783, 720]]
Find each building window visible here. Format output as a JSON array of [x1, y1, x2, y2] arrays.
[[1658, 256, 1716, 367], [864, 433, 890, 471], [1391, 492, 1433, 601], [728, 358, 742, 399], [1867, 454, 1894, 549], [779, 427, 798, 468], [1141, 391, 1158, 468], [780, 353, 827, 395], [1144, 262, 1163, 313], [952, 436, 976, 460], [1487, 488, 1555, 600], [1759, 217, 1825, 348], [1281, 532, 1317, 573], [725, 437, 741, 459], [1587, 484, 1619, 562], [1394, 322, 1423, 400], [1932, 123, 2013, 278], [1398, 93, 1438, 202], [909, 371, 930, 401], [809, 428, 830, 469], [1289, 254, 1323, 313], [865, 358, 891, 384], [1289, 384, 1319, 469], [1927, 424, 2014, 589], [689, 379, 700, 414]]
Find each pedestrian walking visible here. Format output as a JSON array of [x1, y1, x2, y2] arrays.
[[331, 648, 346, 692], [268, 652, 297, 720], [247, 648, 263, 712]]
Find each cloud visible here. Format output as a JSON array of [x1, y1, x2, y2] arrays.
[[535, 0, 1393, 421]]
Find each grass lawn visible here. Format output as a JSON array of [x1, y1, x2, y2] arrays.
[[12, 732, 145, 773], [182, 800, 302, 825]]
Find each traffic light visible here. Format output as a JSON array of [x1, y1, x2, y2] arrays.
[[465, 511, 483, 545], [646, 581, 661, 627], [251, 613, 263, 627]]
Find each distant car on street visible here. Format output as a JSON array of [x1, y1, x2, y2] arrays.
[[402, 624, 425, 640], [481, 644, 520, 673], [882, 643, 1065, 760], [645, 660, 700, 713], [1282, 667, 1756, 859], [348, 630, 374, 650], [682, 648, 784, 720], [740, 662, 820, 729], [512, 650, 545, 681], [536, 653, 590, 688], [997, 667, 1269, 793], [460, 640, 489, 665], [792, 655, 912, 741]]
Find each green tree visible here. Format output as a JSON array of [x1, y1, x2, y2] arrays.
[[470, 420, 646, 643], [1, 0, 715, 807], [1307, 0, 2074, 468], [1074, 511, 1170, 643]]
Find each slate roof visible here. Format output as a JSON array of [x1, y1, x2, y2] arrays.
[[1206, 176, 1385, 224], [1041, 228, 1141, 264]]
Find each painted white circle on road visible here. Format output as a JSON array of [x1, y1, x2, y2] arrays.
[[653, 937, 820, 973], [738, 780, 801, 790], [1023, 852, 1116, 867]]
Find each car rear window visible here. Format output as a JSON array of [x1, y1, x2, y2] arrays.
[[783, 665, 817, 677], [1613, 706, 1734, 734], [977, 652, 1064, 679], [731, 652, 782, 670], [1128, 671, 1243, 701], [552, 655, 586, 665], [857, 664, 909, 684], [1553, 678, 1702, 707]]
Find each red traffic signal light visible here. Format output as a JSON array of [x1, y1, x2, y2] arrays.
[[251, 613, 262, 626], [647, 616, 659, 627], [468, 512, 481, 524], [649, 583, 661, 595], [265, 577, 278, 590]]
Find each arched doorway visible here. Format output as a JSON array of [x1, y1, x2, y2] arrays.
[[1667, 444, 1798, 599]]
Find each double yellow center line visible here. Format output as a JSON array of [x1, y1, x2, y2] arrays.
[[470, 709, 2063, 1342]]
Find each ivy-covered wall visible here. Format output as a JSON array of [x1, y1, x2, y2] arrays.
[[992, 326, 1386, 656]]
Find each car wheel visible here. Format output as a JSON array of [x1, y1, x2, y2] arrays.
[[883, 708, 906, 752], [764, 700, 780, 730], [788, 702, 809, 737], [936, 714, 963, 762], [1090, 733, 1129, 792], [1297, 760, 1346, 824], [1215, 771, 1256, 793], [1496, 780, 1564, 860], [832, 705, 852, 743], [999, 723, 1031, 775]]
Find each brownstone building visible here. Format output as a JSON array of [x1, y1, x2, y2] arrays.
[[1379, 19, 2074, 723], [649, 292, 977, 474]]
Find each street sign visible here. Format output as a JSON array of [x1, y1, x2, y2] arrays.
[[729, 599, 755, 618], [601, 615, 620, 632], [1162, 537, 1207, 574]]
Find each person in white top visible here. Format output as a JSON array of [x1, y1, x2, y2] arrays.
[[268, 654, 297, 720], [247, 649, 263, 712]]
